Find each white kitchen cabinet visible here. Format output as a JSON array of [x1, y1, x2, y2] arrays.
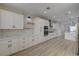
[[10, 39, 20, 54], [0, 9, 24, 29], [18, 38, 25, 51], [0, 38, 28, 56], [0, 40, 11, 56], [33, 17, 49, 45], [24, 37, 29, 49], [33, 18, 42, 44], [27, 37, 34, 47], [0, 17, 49, 56], [18, 38, 29, 51], [23, 29, 35, 48], [0, 39, 21, 55], [12, 13, 24, 29]]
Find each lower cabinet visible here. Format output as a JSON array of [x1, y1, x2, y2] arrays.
[[28, 37, 34, 48], [0, 38, 28, 56], [19, 38, 28, 51], [0, 40, 11, 56], [10, 39, 20, 54], [0, 39, 18, 55], [0, 35, 55, 56]]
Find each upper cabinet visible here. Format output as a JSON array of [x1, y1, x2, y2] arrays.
[[0, 9, 24, 29]]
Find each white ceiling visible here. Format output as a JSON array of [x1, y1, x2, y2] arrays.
[[0, 3, 79, 21]]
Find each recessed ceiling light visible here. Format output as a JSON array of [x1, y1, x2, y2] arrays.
[[44, 11, 47, 14], [53, 16, 56, 18], [68, 11, 71, 15], [43, 6, 51, 14]]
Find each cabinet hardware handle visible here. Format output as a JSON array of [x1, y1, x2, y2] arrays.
[[13, 25, 15, 28], [23, 38, 25, 40], [8, 44, 12, 47], [23, 41, 25, 43], [40, 30, 41, 31], [32, 39, 34, 41], [8, 40, 12, 42], [23, 46, 25, 48]]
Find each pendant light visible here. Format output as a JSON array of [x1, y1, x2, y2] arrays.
[[26, 16, 32, 23], [43, 6, 51, 14]]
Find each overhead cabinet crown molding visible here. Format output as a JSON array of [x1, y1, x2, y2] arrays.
[[0, 9, 24, 29]]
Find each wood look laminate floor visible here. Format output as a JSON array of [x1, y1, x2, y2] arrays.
[[13, 36, 78, 56]]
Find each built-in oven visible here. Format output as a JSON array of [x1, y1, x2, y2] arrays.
[[44, 26, 48, 36]]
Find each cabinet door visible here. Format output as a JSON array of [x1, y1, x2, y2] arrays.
[[18, 38, 28, 51], [24, 37, 29, 49], [12, 13, 23, 29], [0, 9, 23, 29], [0, 40, 11, 56], [0, 10, 13, 29], [27, 36, 33, 48], [33, 19, 44, 44], [33, 26, 40, 45], [10, 39, 19, 54], [39, 25, 44, 42]]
